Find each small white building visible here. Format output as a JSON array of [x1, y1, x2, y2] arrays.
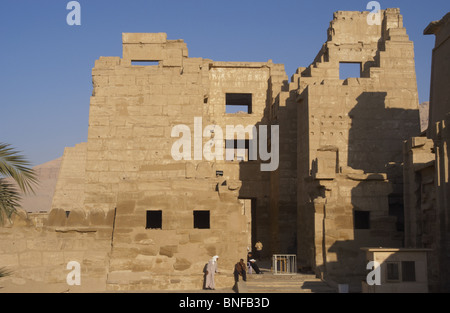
[[361, 248, 431, 293]]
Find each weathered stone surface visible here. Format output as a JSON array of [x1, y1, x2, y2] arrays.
[[297, 9, 421, 292], [46, 208, 67, 227], [89, 208, 107, 225], [66, 209, 88, 227], [173, 258, 191, 271], [159, 245, 178, 258], [403, 12, 450, 293], [10, 209, 31, 227], [3, 8, 444, 293]]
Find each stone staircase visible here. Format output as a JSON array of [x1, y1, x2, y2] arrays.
[[241, 272, 336, 293]]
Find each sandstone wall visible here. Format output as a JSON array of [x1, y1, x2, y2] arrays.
[[48, 33, 288, 290], [51, 143, 87, 212], [296, 9, 420, 290], [5, 8, 431, 292], [425, 13, 450, 131], [403, 11, 450, 293], [0, 209, 112, 292]]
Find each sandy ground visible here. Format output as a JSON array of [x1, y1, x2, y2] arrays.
[[0, 276, 235, 293]]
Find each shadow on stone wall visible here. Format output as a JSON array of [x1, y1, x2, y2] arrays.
[[238, 76, 298, 259], [317, 91, 420, 291]]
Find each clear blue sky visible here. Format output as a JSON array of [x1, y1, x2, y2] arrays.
[[0, 0, 449, 166]]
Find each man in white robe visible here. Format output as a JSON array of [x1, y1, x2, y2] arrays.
[[205, 255, 219, 290]]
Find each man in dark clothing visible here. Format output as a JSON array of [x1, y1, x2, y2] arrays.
[[234, 259, 247, 282], [247, 252, 262, 274]]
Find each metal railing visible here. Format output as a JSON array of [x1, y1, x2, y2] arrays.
[[272, 254, 297, 275]]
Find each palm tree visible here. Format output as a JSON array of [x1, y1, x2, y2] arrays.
[[0, 143, 38, 223], [0, 267, 12, 278]]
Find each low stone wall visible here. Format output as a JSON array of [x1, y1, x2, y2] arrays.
[[0, 206, 239, 292], [0, 209, 113, 292]]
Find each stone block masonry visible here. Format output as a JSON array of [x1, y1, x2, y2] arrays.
[[0, 8, 432, 293], [403, 12, 450, 293], [0, 209, 112, 292], [296, 9, 420, 291]]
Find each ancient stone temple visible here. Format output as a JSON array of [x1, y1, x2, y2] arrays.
[[403, 12, 450, 293], [3, 8, 448, 293], [48, 30, 293, 290], [295, 9, 421, 290], [50, 8, 422, 291], [49, 32, 283, 290]]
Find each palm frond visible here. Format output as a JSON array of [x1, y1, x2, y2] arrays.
[[0, 143, 38, 194], [0, 143, 38, 223], [0, 267, 12, 278], [0, 181, 22, 223]]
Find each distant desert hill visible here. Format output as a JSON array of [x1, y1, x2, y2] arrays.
[[3, 157, 62, 213]]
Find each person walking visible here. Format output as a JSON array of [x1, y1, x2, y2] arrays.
[[205, 255, 219, 290]]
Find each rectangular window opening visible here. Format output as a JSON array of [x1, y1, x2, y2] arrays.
[[131, 60, 159, 66], [387, 262, 400, 282], [354, 210, 370, 230], [402, 261, 416, 282], [146, 210, 162, 229], [226, 93, 252, 114], [339, 62, 361, 80], [225, 139, 254, 162], [193, 211, 210, 229]]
